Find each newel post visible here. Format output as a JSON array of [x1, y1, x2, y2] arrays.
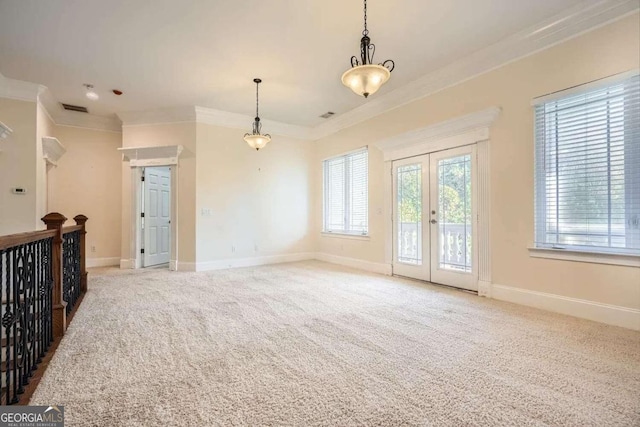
[[74, 215, 88, 294], [41, 212, 67, 337]]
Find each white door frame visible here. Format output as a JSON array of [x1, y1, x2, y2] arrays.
[[376, 108, 500, 295], [119, 145, 183, 271]]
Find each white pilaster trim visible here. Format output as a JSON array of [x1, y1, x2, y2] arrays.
[[491, 283, 640, 331], [477, 139, 491, 288]]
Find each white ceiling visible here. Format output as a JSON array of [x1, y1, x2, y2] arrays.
[[0, 0, 613, 127]]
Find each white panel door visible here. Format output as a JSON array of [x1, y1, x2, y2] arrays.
[[429, 145, 478, 291], [143, 167, 171, 267], [392, 155, 430, 281]]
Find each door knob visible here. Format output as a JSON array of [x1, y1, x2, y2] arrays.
[[430, 219, 437, 224]]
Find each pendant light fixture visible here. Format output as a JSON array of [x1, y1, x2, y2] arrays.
[[243, 78, 271, 151], [341, 0, 395, 98]]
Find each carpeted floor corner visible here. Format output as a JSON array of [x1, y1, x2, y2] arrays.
[[30, 261, 640, 426]]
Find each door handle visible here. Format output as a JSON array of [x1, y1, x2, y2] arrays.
[[430, 219, 437, 224]]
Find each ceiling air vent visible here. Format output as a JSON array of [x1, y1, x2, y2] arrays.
[[61, 103, 89, 113], [319, 111, 335, 119]]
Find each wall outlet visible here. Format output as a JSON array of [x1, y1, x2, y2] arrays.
[[231, 245, 235, 253], [201, 208, 212, 216], [91, 245, 96, 253]]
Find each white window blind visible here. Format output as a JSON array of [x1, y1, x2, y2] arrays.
[[534, 73, 640, 255], [323, 148, 368, 235]]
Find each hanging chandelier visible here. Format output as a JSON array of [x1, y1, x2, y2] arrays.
[[243, 78, 271, 151], [341, 0, 395, 98]]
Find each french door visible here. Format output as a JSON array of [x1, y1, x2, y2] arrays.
[[392, 145, 478, 291]]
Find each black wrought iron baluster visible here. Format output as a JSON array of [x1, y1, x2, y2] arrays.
[[45, 238, 52, 350], [3, 248, 11, 404], [74, 232, 80, 307], [25, 243, 35, 382], [0, 248, 4, 405], [16, 244, 25, 396], [11, 246, 19, 402], [35, 240, 41, 365]]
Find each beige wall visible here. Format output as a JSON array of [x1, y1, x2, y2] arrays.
[[48, 125, 122, 262], [121, 122, 197, 264], [0, 98, 37, 234], [313, 14, 640, 309], [196, 123, 314, 264]]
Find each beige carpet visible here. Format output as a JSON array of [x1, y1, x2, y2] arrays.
[[30, 261, 639, 426]]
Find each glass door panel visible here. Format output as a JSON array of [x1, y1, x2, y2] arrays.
[[429, 146, 477, 291], [392, 155, 430, 281]]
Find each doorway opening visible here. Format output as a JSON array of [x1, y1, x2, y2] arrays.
[[141, 166, 171, 268], [392, 145, 478, 291]]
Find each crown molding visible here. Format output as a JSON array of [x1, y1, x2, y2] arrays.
[[117, 106, 196, 127], [1, 1, 636, 137], [118, 106, 313, 140], [0, 72, 44, 102], [194, 106, 311, 140], [0, 74, 122, 133], [311, 0, 639, 140], [38, 87, 122, 132]]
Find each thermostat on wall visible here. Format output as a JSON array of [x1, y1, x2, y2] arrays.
[[11, 188, 27, 194]]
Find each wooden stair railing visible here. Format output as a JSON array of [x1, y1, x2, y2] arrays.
[[0, 213, 88, 405]]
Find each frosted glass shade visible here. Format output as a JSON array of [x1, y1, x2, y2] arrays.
[[243, 134, 271, 151], [341, 64, 391, 98]]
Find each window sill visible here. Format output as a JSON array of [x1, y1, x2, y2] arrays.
[[528, 246, 640, 267], [321, 232, 370, 241]]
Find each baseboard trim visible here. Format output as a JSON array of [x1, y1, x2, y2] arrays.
[[87, 257, 119, 268], [194, 252, 316, 272], [491, 283, 640, 331], [314, 252, 392, 275], [119, 259, 135, 269]]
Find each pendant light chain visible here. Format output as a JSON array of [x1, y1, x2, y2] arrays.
[[362, 0, 368, 36], [255, 80, 260, 119]]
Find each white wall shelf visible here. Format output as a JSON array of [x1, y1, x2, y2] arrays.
[[0, 120, 13, 142], [42, 136, 66, 166]]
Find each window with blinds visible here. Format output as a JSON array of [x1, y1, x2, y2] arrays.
[[534, 72, 640, 255], [323, 148, 368, 235]]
